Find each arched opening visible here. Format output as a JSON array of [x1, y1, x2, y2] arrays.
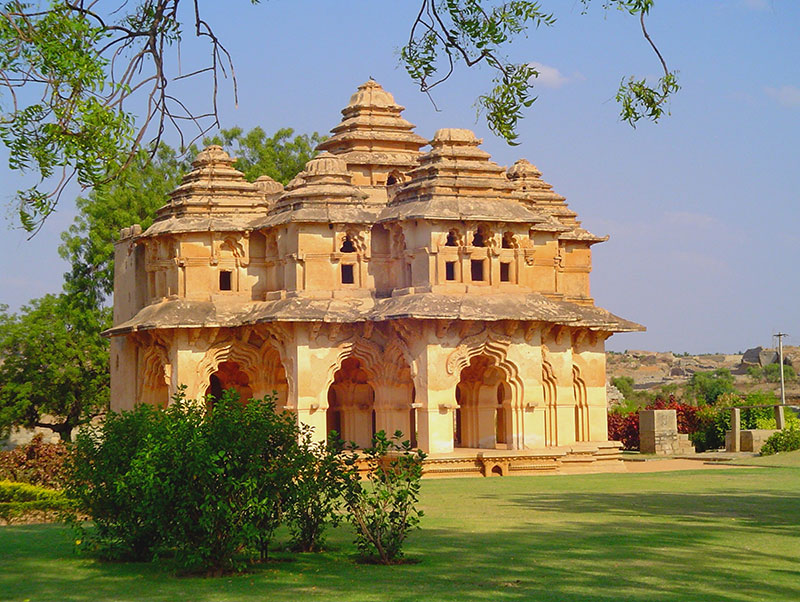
[[326, 357, 375, 448], [386, 170, 402, 186], [445, 229, 460, 247], [491, 464, 504, 477], [573, 365, 589, 442], [502, 231, 516, 249], [409, 386, 417, 448], [340, 236, 357, 253], [205, 360, 253, 407], [496, 382, 510, 447], [471, 227, 487, 247], [454, 354, 512, 449]]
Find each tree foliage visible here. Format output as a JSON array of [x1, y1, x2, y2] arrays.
[[59, 144, 190, 304], [1, 1, 677, 229], [0, 294, 109, 441], [685, 368, 736, 406], [206, 127, 323, 185]]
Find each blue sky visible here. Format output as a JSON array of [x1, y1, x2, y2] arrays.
[[0, 0, 797, 354]]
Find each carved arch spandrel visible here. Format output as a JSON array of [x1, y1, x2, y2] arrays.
[[139, 342, 171, 407], [445, 327, 524, 409], [194, 329, 290, 402]]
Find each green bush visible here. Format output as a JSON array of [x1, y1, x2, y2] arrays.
[[747, 365, 765, 381], [341, 431, 425, 564], [67, 401, 168, 560], [286, 432, 345, 553], [686, 369, 735, 405], [689, 391, 795, 451], [67, 389, 305, 572], [764, 363, 796, 383], [0, 480, 73, 524], [761, 426, 800, 456]]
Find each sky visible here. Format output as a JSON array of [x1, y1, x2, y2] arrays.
[[0, 0, 797, 354]]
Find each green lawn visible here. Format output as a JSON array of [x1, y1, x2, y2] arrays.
[[2, 464, 800, 601]]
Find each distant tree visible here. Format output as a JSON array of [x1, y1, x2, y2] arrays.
[[685, 369, 736, 406], [611, 376, 635, 400], [206, 127, 323, 185], [0, 295, 110, 441], [59, 145, 190, 306]]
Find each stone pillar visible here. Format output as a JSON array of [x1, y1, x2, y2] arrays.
[[774, 405, 786, 430], [723, 407, 742, 452], [639, 409, 681, 455]]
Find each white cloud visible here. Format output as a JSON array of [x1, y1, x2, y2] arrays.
[[765, 85, 800, 108], [529, 62, 571, 89]]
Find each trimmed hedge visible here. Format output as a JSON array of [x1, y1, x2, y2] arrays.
[[0, 480, 73, 524]]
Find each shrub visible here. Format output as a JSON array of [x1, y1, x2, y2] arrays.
[[341, 431, 425, 564], [286, 432, 345, 553], [760, 426, 800, 456], [0, 434, 71, 489], [611, 376, 634, 399], [747, 365, 765, 381], [66, 401, 169, 561], [607, 411, 639, 450], [0, 480, 74, 524], [764, 363, 796, 383], [67, 389, 303, 572], [686, 369, 735, 405]]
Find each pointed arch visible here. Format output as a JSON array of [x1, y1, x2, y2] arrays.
[[542, 359, 558, 446], [573, 364, 589, 442]]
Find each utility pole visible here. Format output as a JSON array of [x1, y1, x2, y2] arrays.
[[775, 332, 788, 406]]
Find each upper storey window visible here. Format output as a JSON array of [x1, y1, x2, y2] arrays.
[[472, 230, 486, 247], [445, 230, 460, 247], [502, 232, 517, 249], [340, 236, 357, 253], [219, 270, 232, 291]]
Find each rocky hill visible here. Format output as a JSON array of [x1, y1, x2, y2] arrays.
[[606, 346, 800, 393]]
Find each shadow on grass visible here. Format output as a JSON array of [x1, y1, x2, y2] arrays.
[[2, 482, 800, 601]]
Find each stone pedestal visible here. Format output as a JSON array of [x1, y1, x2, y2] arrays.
[[639, 409, 694, 455]]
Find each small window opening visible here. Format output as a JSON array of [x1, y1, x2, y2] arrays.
[[341, 264, 355, 284], [446, 230, 459, 247], [472, 229, 486, 247], [502, 232, 514, 249], [219, 270, 232, 291], [445, 261, 456, 281], [340, 237, 356, 253], [387, 174, 397, 186], [471, 259, 485, 281], [500, 262, 511, 282]]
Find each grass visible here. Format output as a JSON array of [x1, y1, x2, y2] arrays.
[[3, 463, 800, 602], [733, 448, 800, 467]]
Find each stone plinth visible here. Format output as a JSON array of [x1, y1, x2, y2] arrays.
[[639, 409, 694, 455], [741, 429, 778, 453]]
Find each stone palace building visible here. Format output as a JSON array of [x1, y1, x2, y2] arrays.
[[107, 80, 643, 476]]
